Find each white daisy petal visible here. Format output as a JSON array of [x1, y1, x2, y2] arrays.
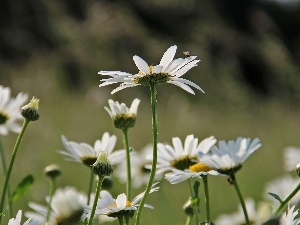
[[159, 45, 177, 67], [133, 56, 150, 74]]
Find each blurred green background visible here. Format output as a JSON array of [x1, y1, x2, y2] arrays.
[[1, 0, 300, 224]]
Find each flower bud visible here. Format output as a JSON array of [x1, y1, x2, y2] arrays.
[[92, 151, 113, 177], [183, 199, 194, 216], [44, 164, 61, 179], [296, 163, 300, 177], [21, 97, 40, 121]]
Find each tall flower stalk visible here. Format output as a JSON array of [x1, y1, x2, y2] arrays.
[[0, 97, 39, 224], [135, 83, 158, 225]]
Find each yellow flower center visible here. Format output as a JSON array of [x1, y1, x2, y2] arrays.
[[189, 163, 212, 172], [171, 155, 198, 171]]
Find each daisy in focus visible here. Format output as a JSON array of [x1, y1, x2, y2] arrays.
[[25, 187, 86, 225], [58, 132, 125, 167], [199, 137, 261, 176], [280, 205, 300, 225], [283, 146, 300, 172], [152, 134, 216, 176], [115, 144, 163, 188], [84, 184, 159, 220], [8, 210, 33, 225], [99, 45, 203, 94], [104, 98, 140, 129], [0, 85, 28, 135]]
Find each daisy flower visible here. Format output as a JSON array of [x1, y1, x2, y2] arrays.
[[264, 175, 300, 207], [99, 45, 203, 94], [0, 85, 28, 135], [284, 146, 300, 172], [152, 134, 217, 175], [25, 187, 86, 225], [8, 210, 33, 225], [85, 184, 159, 219], [104, 98, 140, 129], [57, 132, 125, 167], [215, 199, 271, 225], [199, 137, 261, 175], [280, 205, 300, 225], [115, 144, 163, 188]]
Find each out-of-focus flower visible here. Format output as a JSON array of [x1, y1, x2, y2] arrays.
[[25, 187, 86, 225], [215, 199, 271, 225], [265, 175, 300, 207], [199, 137, 261, 175], [8, 210, 33, 225], [284, 146, 300, 172], [85, 184, 159, 219], [58, 132, 125, 167], [0, 85, 28, 135], [104, 99, 140, 129], [152, 134, 216, 175], [99, 45, 203, 95], [115, 144, 163, 188]]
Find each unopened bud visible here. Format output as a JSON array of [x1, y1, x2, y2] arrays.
[[296, 163, 300, 177], [92, 151, 113, 177], [183, 199, 194, 216], [44, 164, 61, 179], [21, 97, 40, 121]]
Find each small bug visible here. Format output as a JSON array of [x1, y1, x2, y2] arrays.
[[183, 51, 190, 58]]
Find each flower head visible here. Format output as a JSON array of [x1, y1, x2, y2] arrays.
[[85, 184, 159, 219], [115, 144, 163, 188], [25, 187, 86, 225], [280, 205, 300, 225], [0, 85, 28, 135], [152, 134, 217, 175], [199, 137, 261, 175], [8, 210, 33, 225], [58, 132, 125, 167], [21, 97, 40, 121], [92, 151, 113, 177], [105, 99, 140, 129], [99, 45, 203, 95]]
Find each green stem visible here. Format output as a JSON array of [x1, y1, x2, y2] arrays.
[[135, 83, 158, 225], [185, 216, 192, 225], [231, 174, 250, 225], [0, 119, 30, 223], [187, 179, 200, 225], [122, 128, 132, 200], [0, 137, 13, 218], [202, 175, 211, 222], [274, 181, 300, 216], [84, 168, 94, 225], [46, 178, 56, 222], [118, 215, 124, 225], [87, 175, 105, 225]]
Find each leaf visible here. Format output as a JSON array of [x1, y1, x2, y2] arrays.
[[12, 175, 34, 202], [267, 191, 282, 203]]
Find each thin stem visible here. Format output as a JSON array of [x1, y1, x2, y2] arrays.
[[118, 215, 124, 225], [274, 181, 300, 216], [187, 179, 200, 225], [84, 168, 95, 225], [135, 83, 158, 225], [0, 137, 13, 218], [87, 175, 105, 225], [185, 216, 192, 225], [122, 128, 132, 200], [0, 119, 30, 223], [46, 178, 56, 222], [202, 175, 211, 222], [231, 174, 250, 225]]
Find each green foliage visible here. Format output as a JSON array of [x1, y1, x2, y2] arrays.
[[12, 175, 34, 203]]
